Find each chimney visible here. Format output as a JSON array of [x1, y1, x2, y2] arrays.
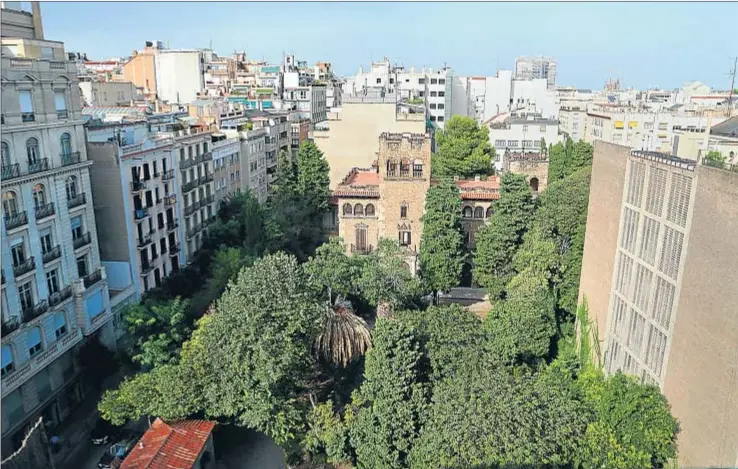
[[31, 1, 44, 40]]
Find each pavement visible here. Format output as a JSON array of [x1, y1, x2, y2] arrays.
[[73, 417, 148, 469]]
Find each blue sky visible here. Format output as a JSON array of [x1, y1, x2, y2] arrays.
[[39, 1, 737, 90]]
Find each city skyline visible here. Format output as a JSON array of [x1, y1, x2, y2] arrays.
[[41, 1, 738, 90]]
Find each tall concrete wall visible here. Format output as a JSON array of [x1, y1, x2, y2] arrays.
[[578, 141, 629, 345], [313, 103, 425, 189], [663, 165, 738, 468]]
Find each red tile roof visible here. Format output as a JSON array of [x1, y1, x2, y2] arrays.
[[343, 170, 380, 186], [455, 178, 500, 190], [121, 419, 215, 469]]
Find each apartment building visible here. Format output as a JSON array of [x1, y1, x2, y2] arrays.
[[86, 120, 185, 296], [578, 141, 738, 468], [558, 104, 588, 141], [345, 58, 453, 129], [281, 79, 327, 125], [1, 2, 114, 454], [291, 117, 310, 153], [221, 124, 268, 203], [122, 42, 158, 101], [333, 133, 499, 279], [211, 134, 241, 205], [78, 80, 137, 107], [515, 56, 557, 89], [673, 115, 738, 163], [487, 114, 560, 170], [584, 104, 723, 153], [313, 93, 427, 189]]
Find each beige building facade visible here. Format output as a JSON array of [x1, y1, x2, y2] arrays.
[[579, 141, 738, 468], [313, 101, 426, 189]]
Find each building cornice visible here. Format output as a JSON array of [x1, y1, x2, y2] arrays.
[[0, 119, 87, 134], [0, 160, 93, 188]]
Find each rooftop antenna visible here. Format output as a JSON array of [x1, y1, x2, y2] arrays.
[[726, 56, 736, 117]]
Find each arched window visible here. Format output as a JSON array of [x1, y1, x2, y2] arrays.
[[462, 206, 473, 218], [1, 344, 14, 377], [54, 311, 67, 339], [399, 159, 410, 177], [486, 206, 493, 218], [27, 326, 43, 358], [387, 160, 398, 177], [400, 202, 408, 219], [474, 206, 484, 219], [2, 191, 18, 218], [354, 203, 364, 216], [1, 141, 10, 166], [32, 183, 46, 209], [60, 133, 72, 157], [365, 204, 375, 216], [66, 176, 78, 200], [26, 137, 39, 164], [529, 177, 540, 192], [342, 203, 352, 216]]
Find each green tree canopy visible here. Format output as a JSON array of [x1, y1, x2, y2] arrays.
[[347, 318, 429, 469], [123, 297, 190, 368], [432, 116, 495, 178], [305, 237, 361, 305], [358, 238, 422, 313], [295, 140, 331, 213], [484, 270, 557, 365], [418, 179, 465, 297], [548, 136, 594, 183], [473, 172, 536, 298]]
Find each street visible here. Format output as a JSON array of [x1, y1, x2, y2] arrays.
[[65, 417, 148, 469]]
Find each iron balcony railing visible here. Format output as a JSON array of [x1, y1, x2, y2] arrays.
[[83, 268, 103, 288], [67, 193, 86, 209], [42, 245, 62, 264], [165, 195, 177, 206], [180, 157, 197, 170], [168, 243, 181, 255], [61, 152, 81, 166], [134, 207, 149, 220], [137, 233, 153, 248], [350, 244, 373, 254], [2, 163, 20, 180], [140, 263, 154, 276], [182, 179, 198, 193], [48, 285, 72, 307], [162, 169, 176, 181], [131, 180, 147, 192], [34, 202, 55, 221], [167, 220, 179, 231], [28, 158, 49, 174], [13, 257, 35, 277], [73, 232, 92, 249], [22, 300, 48, 323], [702, 157, 738, 173], [201, 172, 213, 183], [184, 200, 201, 216], [4, 211, 28, 230], [56, 109, 69, 119], [21, 112, 35, 122], [186, 223, 201, 239], [1, 318, 20, 337]]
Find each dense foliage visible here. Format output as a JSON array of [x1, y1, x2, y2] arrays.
[[548, 136, 594, 183], [432, 116, 495, 178], [473, 172, 536, 298], [418, 178, 465, 298]]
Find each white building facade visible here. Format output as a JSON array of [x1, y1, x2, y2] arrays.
[[155, 49, 205, 105]]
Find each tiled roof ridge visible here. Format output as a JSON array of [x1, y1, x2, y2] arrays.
[[142, 419, 174, 469]]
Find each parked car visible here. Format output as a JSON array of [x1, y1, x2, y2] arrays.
[[97, 430, 142, 469], [91, 417, 121, 445]]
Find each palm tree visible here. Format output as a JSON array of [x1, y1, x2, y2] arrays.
[[315, 297, 371, 367]]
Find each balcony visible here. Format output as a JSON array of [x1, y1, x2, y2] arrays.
[[1, 318, 20, 337], [140, 263, 154, 276], [131, 180, 147, 192], [202, 194, 215, 206], [22, 300, 48, 323], [162, 169, 176, 181], [186, 223, 201, 239], [34, 202, 55, 221], [180, 157, 197, 170], [4, 211, 28, 230], [183, 178, 199, 192], [67, 193, 87, 210], [56, 109, 69, 119], [134, 207, 149, 220], [21, 112, 35, 123], [13, 257, 36, 277], [28, 158, 49, 174], [184, 201, 200, 216], [61, 152, 81, 167], [137, 232, 153, 248], [48, 285, 72, 307], [201, 172, 214, 183], [167, 220, 179, 231], [168, 243, 181, 255], [702, 157, 738, 173], [42, 245, 62, 264], [165, 195, 177, 206], [2, 163, 20, 180], [83, 268, 103, 288], [73, 232, 92, 250], [350, 244, 373, 255]]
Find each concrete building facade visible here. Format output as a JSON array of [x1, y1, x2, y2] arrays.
[[155, 49, 205, 105], [515, 56, 557, 88], [487, 115, 560, 170], [78, 80, 137, 107], [211, 134, 241, 205], [1, 2, 114, 454], [578, 141, 738, 468]]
